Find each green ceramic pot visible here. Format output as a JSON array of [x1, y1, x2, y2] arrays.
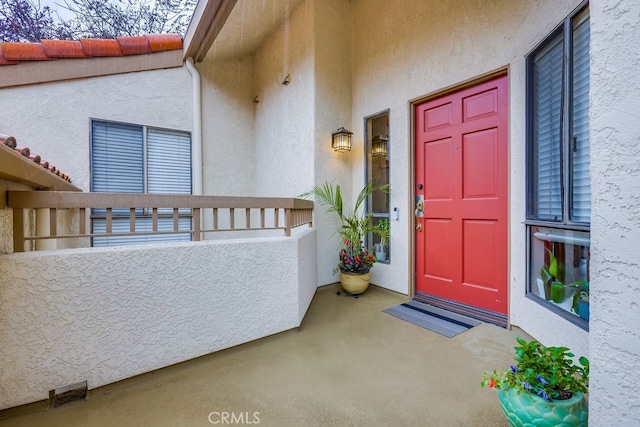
[[498, 387, 588, 427]]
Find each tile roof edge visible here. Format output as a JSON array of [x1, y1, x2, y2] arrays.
[[0, 34, 183, 66], [1, 133, 73, 184]]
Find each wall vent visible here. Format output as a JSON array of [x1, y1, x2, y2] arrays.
[[49, 381, 88, 408]]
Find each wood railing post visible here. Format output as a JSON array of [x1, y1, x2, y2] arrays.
[[12, 208, 26, 252], [285, 208, 292, 237], [193, 208, 201, 241]]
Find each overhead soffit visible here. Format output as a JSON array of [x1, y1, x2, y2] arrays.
[[196, 0, 306, 61]]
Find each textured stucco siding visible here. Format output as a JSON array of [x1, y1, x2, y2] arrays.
[[252, 0, 315, 200], [296, 227, 318, 322], [312, 0, 356, 286], [0, 228, 316, 410], [199, 56, 257, 198], [589, 0, 640, 425]]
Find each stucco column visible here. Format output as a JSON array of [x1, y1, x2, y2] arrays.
[[35, 208, 56, 251]]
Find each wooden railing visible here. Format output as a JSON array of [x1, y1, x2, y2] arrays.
[[8, 191, 314, 252]]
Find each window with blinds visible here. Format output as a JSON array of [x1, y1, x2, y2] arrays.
[[527, 5, 590, 226], [90, 120, 192, 247], [525, 4, 590, 330]]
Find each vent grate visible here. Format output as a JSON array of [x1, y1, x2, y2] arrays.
[[49, 381, 88, 408]]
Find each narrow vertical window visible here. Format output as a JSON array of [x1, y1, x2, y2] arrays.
[[365, 111, 390, 262]]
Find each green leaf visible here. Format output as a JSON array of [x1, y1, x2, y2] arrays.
[[548, 250, 559, 278]]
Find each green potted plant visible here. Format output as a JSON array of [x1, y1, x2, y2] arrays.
[[540, 249, 586, 312], [301, 181, 390, 294], [481, 337, 589, 426], [540, 249, 567, 303], [374, 218, 390, 261]]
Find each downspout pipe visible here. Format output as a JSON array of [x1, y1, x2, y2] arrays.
[[185, 57, 202, 196]]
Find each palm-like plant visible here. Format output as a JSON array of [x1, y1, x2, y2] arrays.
[[301, 181, 389, 246]]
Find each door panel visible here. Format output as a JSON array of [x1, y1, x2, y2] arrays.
[[415, 76, 508, 315]]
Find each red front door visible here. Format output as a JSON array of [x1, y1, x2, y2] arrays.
[[415, 76, 508, 315]]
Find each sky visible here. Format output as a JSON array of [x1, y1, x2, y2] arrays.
[[39, 0, 79, 21], [38, 0, 158, 22]]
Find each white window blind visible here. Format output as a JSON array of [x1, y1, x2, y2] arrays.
[[90, 121, 192, 247], [571, 10, 591, 223], [532, 33, 564, 221], [147, 129, 192, 195], [91, 121, 144, 194]]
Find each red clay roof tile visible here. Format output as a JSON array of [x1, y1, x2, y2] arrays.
[[1, 42, 51, 61], [146, 34, 182, 52], [41, 39, 87, 58], [0, 133, 17, 148], [117, 35, 151, 55], [80, 38, 123, 57], [0, 34, 182, 66], [14, 145, 30, 157], [0, 46, 18, 65]]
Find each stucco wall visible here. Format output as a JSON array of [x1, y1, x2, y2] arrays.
[[0, 228, 316, 410], [252, 1, 315, 198], [311, 0, 356, 286], [589, 0, 640, 424], [199, 56, 257, 197]]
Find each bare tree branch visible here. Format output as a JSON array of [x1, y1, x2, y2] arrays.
[[0, 0, 196, 42]]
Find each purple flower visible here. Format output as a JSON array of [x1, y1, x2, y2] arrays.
[[521, 381, 533, 390], [537, 389, 551, 401], [509, 365, 517, 373], [537, 375, 548, 385]]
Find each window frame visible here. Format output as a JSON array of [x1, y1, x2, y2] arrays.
[[524, 2, 590, 331]]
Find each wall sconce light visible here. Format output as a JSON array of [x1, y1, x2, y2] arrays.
[[371, 135, 388, 158], [332, 127, 353, 152]]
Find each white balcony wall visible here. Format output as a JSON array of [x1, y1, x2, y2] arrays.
[[0, 227, 316, 410]]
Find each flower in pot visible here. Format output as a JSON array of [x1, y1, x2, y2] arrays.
[[301, 181, 390, 293], [338, 238, 376, 273], [481, 337, 589, 426]]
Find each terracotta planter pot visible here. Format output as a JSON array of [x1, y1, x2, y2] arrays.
[[340, 271, 370, 295], [498, 387, 588, 427]]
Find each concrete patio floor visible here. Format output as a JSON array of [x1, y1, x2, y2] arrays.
[[1, 284, 531, 426]]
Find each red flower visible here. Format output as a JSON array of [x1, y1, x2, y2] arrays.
[[489, 378, 496, 388]]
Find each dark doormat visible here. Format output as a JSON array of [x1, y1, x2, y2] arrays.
[[383, 300, 481, 338]]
